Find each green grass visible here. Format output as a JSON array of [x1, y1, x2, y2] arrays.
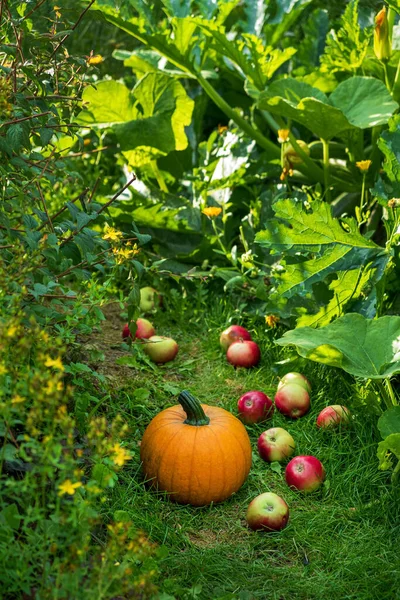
[[91, 301, 400, 600]]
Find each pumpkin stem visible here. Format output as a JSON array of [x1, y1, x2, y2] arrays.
[[178, 390, 210, 426]]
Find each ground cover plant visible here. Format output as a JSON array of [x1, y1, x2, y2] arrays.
[[2, 0, 400, 598]]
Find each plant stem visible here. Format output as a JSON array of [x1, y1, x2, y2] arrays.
[[375, 380, 394, 410], [358, 173, 366, 225], [383, 61, 392, 92], [150, 160, 168, 193], [211, 218, 229, 257], [286, 131, 325, 184], [322, 138, 331, 202], [386, 379, 398, 406], [179, 390, 210, 426], [195, 72, 280, 157], [392, 59, 400, 103]]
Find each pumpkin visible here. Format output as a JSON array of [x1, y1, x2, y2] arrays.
[[140, 390, 252, 506]]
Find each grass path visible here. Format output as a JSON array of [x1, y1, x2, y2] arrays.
[[87, 303, 400, 600]]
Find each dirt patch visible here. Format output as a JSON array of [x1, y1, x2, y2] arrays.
[[80, 302, 136, 384]]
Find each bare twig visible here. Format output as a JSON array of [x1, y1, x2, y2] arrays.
[[66, 146, 112, 158], [37, 188, 89, 231], [88, 177, 100, 203], [1, 111, 51, 127], [36, 182, 54, 233], [22, 0, 47, 21]]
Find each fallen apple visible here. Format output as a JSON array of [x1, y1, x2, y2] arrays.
[[278, 372, 311, 394], [143, 335, 178, 364], [220, 325, 252, 351], [274, 383, 310, 418], [139, 286, 162, 313], [246, 492, 289, 531], [316, 405, 350, 428], [237, 391, 274, 424], [285, 455, 326, 493], [257, 427, 295, 463], [122, 318, 155, 340], [227, 340, 260, 368]]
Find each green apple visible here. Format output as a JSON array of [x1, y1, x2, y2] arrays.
[[143, 335, 178, 364], [139, 287, 162, 313], [246, 492, 289, 531]]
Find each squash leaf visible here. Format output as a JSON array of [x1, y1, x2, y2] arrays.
[[77, 73, 194, 166], [276, 313, 400, 379]]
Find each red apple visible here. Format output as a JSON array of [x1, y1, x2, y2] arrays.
[[227, 341, 260, 368], [246, 492, 289, 532], [257, 427, 295, 463], [122, 318, 155, 340], [278, 372, 311, 394], [238, 391, 274, 424], [143, 335, 178, 364], [316, 405, 350, 428], [220, 325, 252, 351], [274, 383, 310, 418], [285, 455, 326, 493]]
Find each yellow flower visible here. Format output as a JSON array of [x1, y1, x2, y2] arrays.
[[6, 325, 18, 338], [11, 394, 25, 404], [356, 160, 372, 172], [0, 364, 7, 375], [44, 356, 64, 371], [388, 198, 400, 208], [87, 54, 104, 66], [103, 224, 123, 242], [277, 129, 290, 143], [44, 380, 63, 395], [111, 443, 132, 467], [202, 207, 222, 218], [58, 479, 82, 496], [112, 245, 139, 264], [265, 315, 280, 328]]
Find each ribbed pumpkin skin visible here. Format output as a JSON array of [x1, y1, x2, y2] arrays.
[[140, 404, 252, 506]]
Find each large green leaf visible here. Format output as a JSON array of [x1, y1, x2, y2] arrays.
[[276, 313, 400, 379], [378, 407, 400, 439], [329, 77, 398, 130], [78, 74, 194, 166], [258, 77, 398, 140], [255, 199, 388, 321]]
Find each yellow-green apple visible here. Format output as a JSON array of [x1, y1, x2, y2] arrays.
[[246, 492, 289, 531], [278, 372, 311, 394], [274, 383, 310, 418], [227, 340, 260, 368], [122, 318, 155, 340], [285, 455, 325, 493], [139, 287, 162, 313], [316, 405, 350, 428], [143, 335, 178, 363], [220, 325, 252, 351], [257, 427, 295, 462], [237, 391, 274, 424]]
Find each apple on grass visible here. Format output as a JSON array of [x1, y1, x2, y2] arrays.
[[220, 325, 252, 351], [274, 383, 310, 418], [122, 318, 155, 340], [246, 492, 289, 532], [257, 427, 295, 463], [143, 335, 178, 364], [278, 372, 311, 394], [139, 287, 162, 313], [227, 340, 260, 368], [285, 455, 326, 493], [238, 391, 274, 424], [316, 405, 350, 428]]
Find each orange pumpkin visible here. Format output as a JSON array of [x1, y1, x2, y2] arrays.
[[140, 390, 252, 506]]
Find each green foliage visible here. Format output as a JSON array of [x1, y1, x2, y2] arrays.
[[255, 198, 388, 322], [276, 313, 400, 379], [320, 0, 370, 75], [78, 74, 194, 167]]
